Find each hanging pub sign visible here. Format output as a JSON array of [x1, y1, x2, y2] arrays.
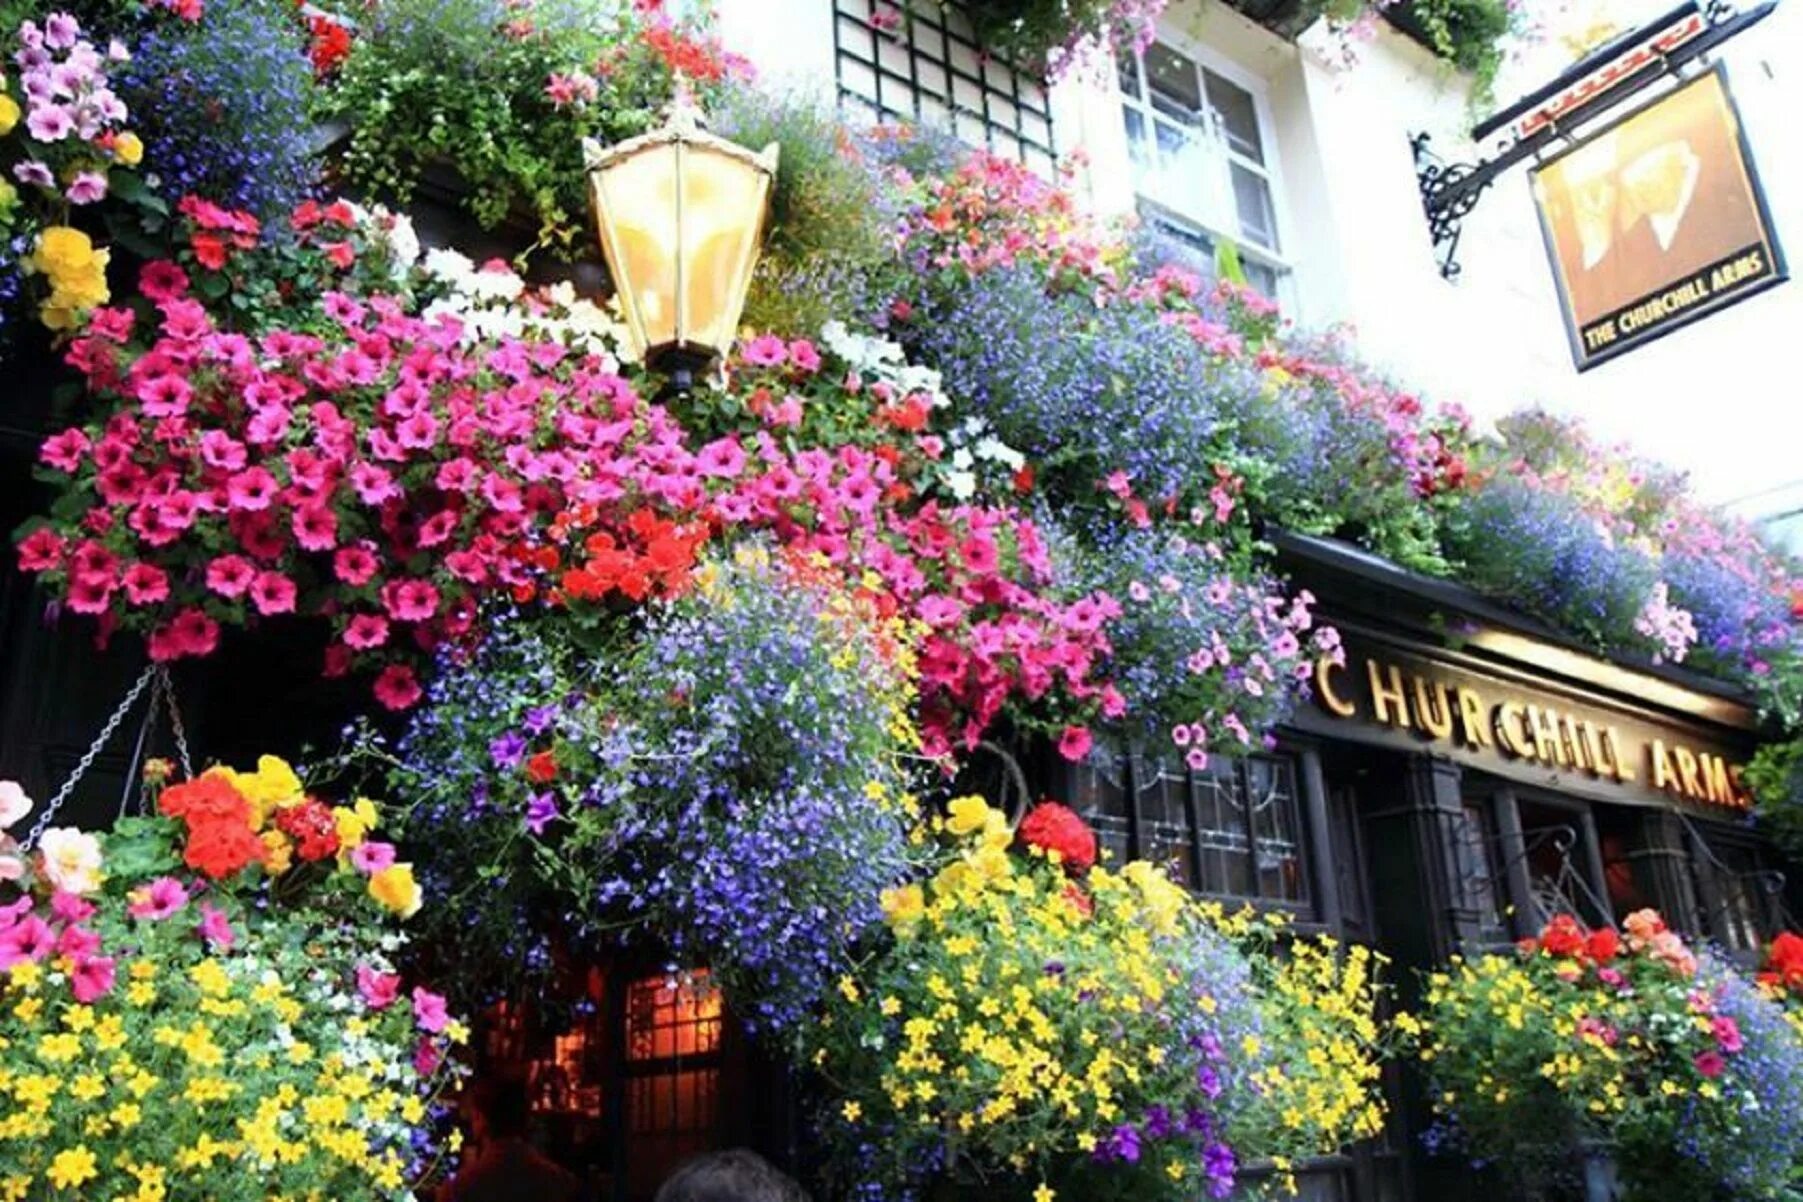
[[1531, 65, 1787, 369]]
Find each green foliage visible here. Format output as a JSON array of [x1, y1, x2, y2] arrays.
[[320, 0, 701, 262], [1395, 0, 1516, 110], [715, 88, 900, 336], [1746, 739, 1803, 859]]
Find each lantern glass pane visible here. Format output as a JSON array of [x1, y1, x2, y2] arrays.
[[596, 148, 681, 353], [677, 146, 769, 354]]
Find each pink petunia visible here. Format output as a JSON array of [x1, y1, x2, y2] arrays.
[[139, 261, 191, 303], [351, 841, 397, 874], [65, 171, 108, 205], [71, 954, 116, 1003], [343, 614, 390, 650], [0, 915, 54, 969], [197, 903, 235, 950], [250, 571, 298, 615], [373, 664, 422, 711], [1057, 725, 1093, 762], [121, 563, 170, 606], [356, 963, 402, 1010], [381, 579, 439, 623], [206, 555, 257, 598], [740, 334, 787, 367], [411, 986, 449, 1032], [127, 876, 190, 920], [334, 544, 380, 587]]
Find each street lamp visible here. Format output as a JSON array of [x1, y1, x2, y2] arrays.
[[585, 93, 779, 393]]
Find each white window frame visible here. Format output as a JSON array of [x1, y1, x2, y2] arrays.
[[1116, 26, 1294, 295]]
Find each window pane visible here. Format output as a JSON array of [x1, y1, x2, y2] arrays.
[[1144, 42, 1202, 121], [1116, 47, 1141, 96], [1246, 757, 1307, 904], [1194, 760, 1254, 897], [1231, 163, 1278, 251], [1453, 801, 1506, 932], [1204, 69, 1264, 163], [1138, 757, 1198, 889], [1069, 746, 1133, 868], [1242, 258, 1280, 299], [1123, 105, 1151, 173]]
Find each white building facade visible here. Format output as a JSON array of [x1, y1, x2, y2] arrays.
[[718, 0, 1801, 515]]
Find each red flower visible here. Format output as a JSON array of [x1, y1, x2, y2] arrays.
[[1585, 927, 1620, 964], [1063, 881, 1094, 917], [184, 819, 266, 880], [1761, 931, 1803, 990], [1537, 914, 1586, 958], [274, 798, 341, 861], [1018, 801, 1098, 876], [525, 750, 558, 784], [159, 774, 252, 826]]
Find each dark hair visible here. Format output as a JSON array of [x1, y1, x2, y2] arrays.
[[654, 1150, 809, 1202], [468, 1071, 532, 1139]]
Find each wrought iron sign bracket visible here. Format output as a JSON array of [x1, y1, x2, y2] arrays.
[[1413, 0, 1778, 281]]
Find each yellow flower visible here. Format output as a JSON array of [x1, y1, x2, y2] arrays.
[[841, 1100, 862, 1123], [881, 883, 924, 929], [261, 829, 294, 876], [48, 1146, 98, 1191], [369, 863, 422, 919], [333, 797, 381, 850], [113, 131, 143, 166], [1033, 1184, 1055, 1202], [945, 795, 993, 837], [0, 95, 18, 138]]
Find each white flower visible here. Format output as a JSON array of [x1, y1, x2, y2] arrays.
[[422, 247, 475, 284], [975, 437, 1025, 470], [944, 469, 977, 500], [382, 211, 421, 273], [38, 827, 103, 895], [0, 781, 31, 830], [951, 447, 974, 471], [468, 266, 525, 302], [895, 364, 943, 398]]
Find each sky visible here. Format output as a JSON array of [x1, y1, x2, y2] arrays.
[[1503, 0, 1802, 515]]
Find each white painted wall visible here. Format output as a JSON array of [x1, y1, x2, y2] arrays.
[[718, 0, 1802, 509]]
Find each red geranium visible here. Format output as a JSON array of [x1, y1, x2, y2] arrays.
[[1585, 927, 1620, 964], [158, 774, 252, 827], [1759, 930, 1803, 992], [525, 750, 558, 784], [1536, 913, 1586, 958], [274, 798, 341, 862], [1018, 801, 1098, 876], [183, 818, 267, 880]]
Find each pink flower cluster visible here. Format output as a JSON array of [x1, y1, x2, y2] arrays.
[[22, 240, 1120, 748], [0, 891, 114, 1002], [9, 11, 132, 205]]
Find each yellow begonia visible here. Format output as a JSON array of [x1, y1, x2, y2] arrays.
[[944, 795, 994, 837], [113, 131, 143, 166], [0, 94, 20, 137], [25, 227, 110, 330], [368, 863, 422, 919]]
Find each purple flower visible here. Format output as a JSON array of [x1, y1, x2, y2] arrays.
[[524, 791, 559, 835], [1095, 1123, 1141, 1164], [13, 161, 54, 191], [1203, 1141, 1237, 1198], [488, 730, 526, 769], [65, 171, 107, 205], [522, 705, 557, 735], [25, 104, 73, 142]]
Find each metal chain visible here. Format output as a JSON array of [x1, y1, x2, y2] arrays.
[[21, 665, 159, 851], [159, 665, 193, 779]]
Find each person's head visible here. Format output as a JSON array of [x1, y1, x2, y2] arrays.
[[466, 1070, 532, 1143], [654, 1150, 809, 1202]]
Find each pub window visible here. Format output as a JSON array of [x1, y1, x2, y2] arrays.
[[1688, 825, 1784, 954], [1066, 746, 1317, 914], [1452, 797, 1510, 940], [1515, 798, 1608, 928], [833, 0, 1056, 174], [472, 965, 730, 1202], [624, 972, 725, 1199], [1117, 36, 1288, 297]]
